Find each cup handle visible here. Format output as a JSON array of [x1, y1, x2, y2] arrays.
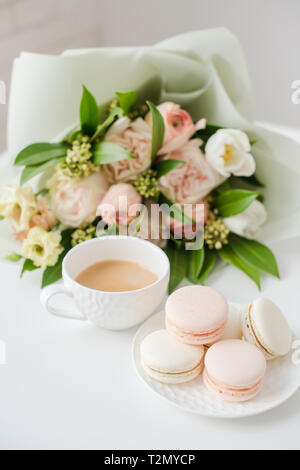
[[40, 284, 87, 321]]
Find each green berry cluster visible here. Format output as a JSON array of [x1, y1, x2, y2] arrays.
[[204, 208, 230, 250], [106, 98, 119, 116], [106, 99, 149, 121], [71, 225, 97, 247], [59, 135, 98, 179], [128, 103, 149, 120], [134, 169, 160, 199]]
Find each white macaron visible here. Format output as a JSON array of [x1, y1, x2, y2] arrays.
[[140, 329, 205, 384], [222, 304, 243, 340], [241, 298, 292, 360]]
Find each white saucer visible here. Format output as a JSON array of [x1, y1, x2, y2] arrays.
[[132, 309, 300, 419]]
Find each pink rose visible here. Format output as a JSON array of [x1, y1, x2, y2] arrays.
[[167, 199, 209, 240], [151, 102, 206, 155], [52, 172, 109, 228], [158, 139, 220, 204], [128, 198, 168, 248], [97, 183, 142, 226], [103, 117, 152, 182]]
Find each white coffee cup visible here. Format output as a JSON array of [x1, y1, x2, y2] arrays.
[[40, 236, 170, 330]]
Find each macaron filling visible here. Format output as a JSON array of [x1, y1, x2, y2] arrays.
[[166, 317, 227, 345], [142, 358, 204, 384], [143, 359, 204, 376], [203, 368, 264, 401]]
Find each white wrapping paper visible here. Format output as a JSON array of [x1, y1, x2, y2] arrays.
[[2, 28, 300, 256]]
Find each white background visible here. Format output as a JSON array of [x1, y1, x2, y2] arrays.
[[0, 0, 300, 450], [0, 124, 299, 450], [0, 0, 300, 151]]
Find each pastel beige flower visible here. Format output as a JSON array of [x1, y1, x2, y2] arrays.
[[158, 139, 220, 204], [103, 117, 152, 182], [0, 186, 36, 233], [128, 199, 168, 248], [166, 199, 209, 240], [52, 172, 109, 228], [0, 186, 56, 240], [21, 227, 63, 269], [97, 183, 142, 227]]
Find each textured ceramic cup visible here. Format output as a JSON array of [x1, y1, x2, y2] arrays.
[[40, 236, 170, 330]]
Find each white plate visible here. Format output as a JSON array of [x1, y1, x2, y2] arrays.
[[133, 309, 300, 419]]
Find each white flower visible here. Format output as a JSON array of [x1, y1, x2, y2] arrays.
[[21, 227, 63, 269], [0, 186, 37, 233], [223, 200, 267, 239], [205, 129, 256, 178]]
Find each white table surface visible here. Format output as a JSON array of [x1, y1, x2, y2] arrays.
[[0, 123, 300, 450]]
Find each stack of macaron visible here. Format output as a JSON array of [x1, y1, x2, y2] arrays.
[[140, 286, 292, 403]]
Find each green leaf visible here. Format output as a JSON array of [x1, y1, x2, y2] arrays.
[[187, 247, 205, 284], [214, 189, 259, 218], [131, 208, 146, 237], [198, 249, 217, 284], [14, 143, 68, 167], [230, 234, 280, 278], [69, 128, 82, 142], [153, 159, 186, 178], [196, 123, 223, 140], [6, 253, 22, 262], [239, 174, 265, 188], [36, 188, 49, 197], [165, 242, 188, 294], [80, 85, 99, 136], [146, 101, 165, 161], [20, 157, 65, 185], [0, 215, 4, 221], [159, 194, 194, 225], [21, 259, 39, 277], [93, 142, 135, 165], [214, 180, 231, 194], [219, 245, 261, 289], [116, 91, 138, 115], [91, 107, 122, 141], [42, 230, 73, 288]]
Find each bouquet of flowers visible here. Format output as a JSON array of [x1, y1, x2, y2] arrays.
[[0, 86, 279, 292]]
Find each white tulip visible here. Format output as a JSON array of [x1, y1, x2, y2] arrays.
[[205, 129, 256, 178], [223, 200, 267, 239]]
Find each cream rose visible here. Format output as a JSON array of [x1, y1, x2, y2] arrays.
[[103, 117, 152, 182], [152, 102, 206, 155], [167, 199, 209, 240], [0, 186, 56, 240], [158, 139, 220, 204], [97, 183, 142, 227], [52, 172, 109, 228], [128, 199, 168, 248], [224, 200, 267, 239], [21, 227, 63, 269], [205, 129, 256, 178]]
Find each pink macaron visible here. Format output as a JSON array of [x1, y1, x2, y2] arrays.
[[204, 339, 267, 402], [165, 286, 228, 345]]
